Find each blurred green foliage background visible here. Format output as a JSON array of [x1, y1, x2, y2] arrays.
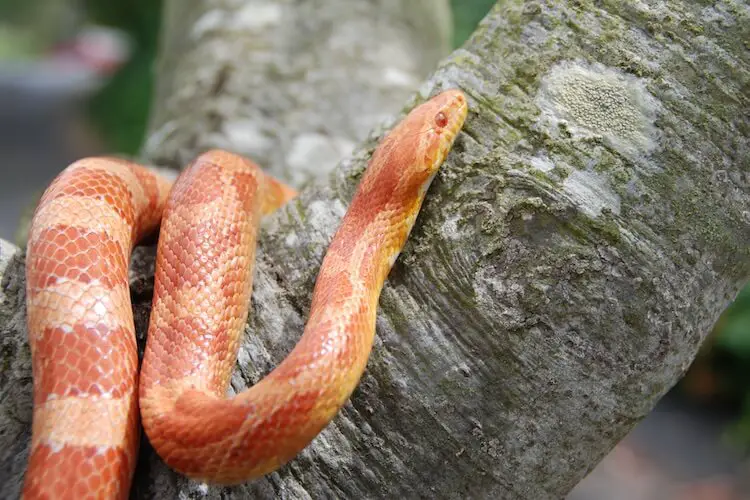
[[0, 0, 748, 446], [84, 0, 162, 154]]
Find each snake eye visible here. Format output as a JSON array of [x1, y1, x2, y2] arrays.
[[434, 111, 448, 128]]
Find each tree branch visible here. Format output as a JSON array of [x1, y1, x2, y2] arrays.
[[142, 0, 453, 184], [1, 1, 748, 499]]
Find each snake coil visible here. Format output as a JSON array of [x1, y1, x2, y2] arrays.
[[23, 90, 467, 498]]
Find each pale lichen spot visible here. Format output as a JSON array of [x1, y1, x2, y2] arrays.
[[521, 21, 549, 47], [563, 170, 621, 218], [529, 154, 555, 173], [234, 3, 283, 30], [223, 120, 272, 155], [536, 61, 660, 159], [191, 10, 225, 39], [0, 240, 19, 310], [0, 239, 18, 279], [382, 67, 419, 88], [286, 133, 355, 181], [308, 199, 347, 234], [285, 233, 298, 247], [440, 213, 463, 241]]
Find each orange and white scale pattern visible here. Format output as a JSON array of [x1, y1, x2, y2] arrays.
[[24, 158, 172, 498], [23, 89, 467, 498]]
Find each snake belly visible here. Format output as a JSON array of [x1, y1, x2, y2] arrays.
[[23, 89, 467, 497]]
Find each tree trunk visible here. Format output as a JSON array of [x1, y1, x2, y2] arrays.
[[1, 0, 748, 499]]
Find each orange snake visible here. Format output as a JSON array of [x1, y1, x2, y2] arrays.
[[22, 89, 467, 498]]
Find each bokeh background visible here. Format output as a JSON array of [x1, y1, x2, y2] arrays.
[[0, 1, 748, 497]]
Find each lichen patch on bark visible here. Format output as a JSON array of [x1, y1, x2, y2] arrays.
[[535, 60, 661, 160]]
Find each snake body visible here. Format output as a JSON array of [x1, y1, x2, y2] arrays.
[[23, 89, 467, 498]]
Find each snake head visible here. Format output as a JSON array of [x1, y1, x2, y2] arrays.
[[418, 89, 469, 175], [392, 88, 468, 198], [353, 88, 468, 217], [391, 89, 469, 198]]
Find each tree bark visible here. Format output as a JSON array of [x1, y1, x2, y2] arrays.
[[143, 0, 453, 183], [1, 0, 749, 499]]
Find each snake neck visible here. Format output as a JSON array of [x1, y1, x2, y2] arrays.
[[313, 181, 428, 309]]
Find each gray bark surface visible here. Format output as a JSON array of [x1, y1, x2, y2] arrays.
[[144, 0, 453, 184], [1, 1, 749, 499]]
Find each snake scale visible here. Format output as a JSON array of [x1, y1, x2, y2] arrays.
[[22, 89, 468, 498]]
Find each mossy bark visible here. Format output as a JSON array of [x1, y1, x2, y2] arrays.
[[1, 0, 749, 499]]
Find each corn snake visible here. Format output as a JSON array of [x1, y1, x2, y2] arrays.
[[23, 89, 468, 498]]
